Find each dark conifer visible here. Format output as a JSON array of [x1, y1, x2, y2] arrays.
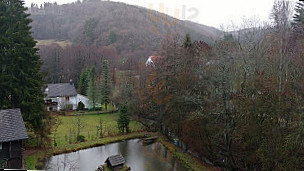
[[100, 60, 111, 111], [0, 0, 47, 134]]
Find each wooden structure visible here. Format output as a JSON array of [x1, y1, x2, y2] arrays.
[[142, 136, 158, 145], [105, 154, 125, 170], [0, 109, 28, 169]]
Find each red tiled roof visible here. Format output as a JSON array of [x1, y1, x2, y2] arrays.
[[146, 56, 162, 66]]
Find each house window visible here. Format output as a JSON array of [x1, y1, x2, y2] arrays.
[[0, 143, 2, 150], [65, 96, 70, 101]]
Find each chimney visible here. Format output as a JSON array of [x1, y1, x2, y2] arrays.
[[70, 79, 73, 85]]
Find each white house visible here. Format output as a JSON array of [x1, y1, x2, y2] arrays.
[[44, 81, 90, 111], [145, 56, 161, 66]]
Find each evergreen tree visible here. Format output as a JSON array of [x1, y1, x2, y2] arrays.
[[100, 60, 111, 111], [117, 103, 130, 133], [119, 71, 136, 115], [183, 33, 192, 48], [78, 67, 90, 95], [0, 0, 48, 138], [87, 66, 99, 110], [120, 71, 134, 104], [83, 18, 98, 44]]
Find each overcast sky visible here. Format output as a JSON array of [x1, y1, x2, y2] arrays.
[[23, 0, 297, 29]]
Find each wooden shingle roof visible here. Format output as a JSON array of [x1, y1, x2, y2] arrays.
[[0, 108, 28, 143], [105, 154, 125, 167], [46, 83, 77, 98]]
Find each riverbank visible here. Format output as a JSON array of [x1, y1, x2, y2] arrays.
[[25, 132, 218, 171], [157, 135, 220, 171]]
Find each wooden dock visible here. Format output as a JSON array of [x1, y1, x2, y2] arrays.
[[142, 136, 158, 145]]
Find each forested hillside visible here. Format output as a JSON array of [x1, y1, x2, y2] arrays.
[[28, 0, 221, 54], [27, 0, 222, 85]]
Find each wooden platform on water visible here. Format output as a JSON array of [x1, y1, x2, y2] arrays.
[[142, 136, 158, 145]]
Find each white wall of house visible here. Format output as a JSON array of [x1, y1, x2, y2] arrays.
[[57, 96, 77, 110], [45, 94, 90, 111], [58, 94, 90, 110], [74, 94, 90, 109]]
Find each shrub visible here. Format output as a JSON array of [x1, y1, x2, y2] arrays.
[[77, 101, 85, 111], [0, 159, 7, 169], [77, 135, 85, 142], [65, 104, 73, 110], [60, 102, 73, 111]]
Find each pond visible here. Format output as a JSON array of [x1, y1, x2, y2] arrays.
[[44, 139, 187, 171]]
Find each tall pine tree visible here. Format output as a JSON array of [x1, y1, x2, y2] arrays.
[[78, 67, 90, 96], [117, 103, 130, 133], [100, 60, 111, 111], [87, 66, 99, 110], [0, 0, 47, 136]]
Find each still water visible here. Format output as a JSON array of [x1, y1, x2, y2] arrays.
[[44, 139, 187, 171]]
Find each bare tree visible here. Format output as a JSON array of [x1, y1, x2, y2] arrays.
[[96, 118, 103, 138], [52, 116, 62, 146], [72, 115, 85, 139], [271, 0, 293, 93]]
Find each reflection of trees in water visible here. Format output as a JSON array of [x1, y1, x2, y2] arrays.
[[118, 140, 128, 157], [153, 142, 172, 162], [46, 153, 79, 171], [142, 142, 172, 165], [67, 159, 78, 171], [142, 142, 174, 170], [45, 139, 184, 171]]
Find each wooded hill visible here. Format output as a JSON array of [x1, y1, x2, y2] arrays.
[[28, 0, 222, 61]]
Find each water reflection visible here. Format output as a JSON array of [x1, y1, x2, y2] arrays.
[[44, 139, 186, 171]]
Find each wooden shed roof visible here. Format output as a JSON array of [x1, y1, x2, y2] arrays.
[[105, 154, 125, 167], [0, 108, 28, 143]]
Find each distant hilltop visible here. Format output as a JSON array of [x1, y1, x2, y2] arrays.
[[27, 1, 223, 45]]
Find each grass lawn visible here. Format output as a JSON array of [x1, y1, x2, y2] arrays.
[[52, 113, 145, 147]]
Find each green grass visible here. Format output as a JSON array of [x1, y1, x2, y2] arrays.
[[102, 164, 130, 171], [68, 110, 116, 116], [24, 153, 43, 169], [100, 103, 116, 111], [52, 113, 145, 147]]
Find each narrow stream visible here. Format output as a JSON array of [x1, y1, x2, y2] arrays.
[[44, 139, 187, 171]]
